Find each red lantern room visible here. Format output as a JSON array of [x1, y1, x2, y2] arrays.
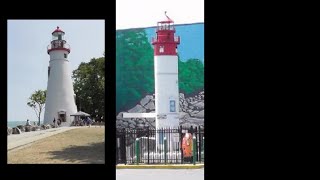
[[47, 26, 70, 54], [152, 12, 180, 56]]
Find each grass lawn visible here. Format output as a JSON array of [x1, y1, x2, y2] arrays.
[[8, 127, 105, 164]]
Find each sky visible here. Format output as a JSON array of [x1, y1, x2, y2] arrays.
[[7, 20, 105, 122], [116, 0, 204, 29]]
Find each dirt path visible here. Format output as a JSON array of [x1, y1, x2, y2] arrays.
[[8, 127, 105, 164]]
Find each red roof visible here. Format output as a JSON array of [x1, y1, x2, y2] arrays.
[[52, 26, 64, 34]]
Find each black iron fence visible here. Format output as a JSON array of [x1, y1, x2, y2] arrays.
[[116, 126, 204, 165]]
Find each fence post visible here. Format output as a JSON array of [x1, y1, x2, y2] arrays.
[[135, 138, 140, 165], [193, 136, 196, 165], [147, 126, 150, 164], [195, 126, 198, 162], [180, 125, 183, 164], [123, 128, 127, 165], [198, 126, 201, 163], [202, 137, 204, 162], [164, 136, 167, 165]]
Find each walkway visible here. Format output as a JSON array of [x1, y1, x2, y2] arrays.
[[8, 126, 83, 151]]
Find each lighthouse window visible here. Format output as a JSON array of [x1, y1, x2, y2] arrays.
[[64, 53, 67, 58], [159, 46, 164, 53], [170, 100, 176, 112]]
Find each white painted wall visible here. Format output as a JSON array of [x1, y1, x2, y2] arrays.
[[154, 55, 180, 151], [43, 50, 77, 126], [154, 55, 180, 129]]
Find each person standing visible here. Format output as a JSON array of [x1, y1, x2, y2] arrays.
[[26, 119, 31, 126], [86, 117, 91, 128], [57, 118, 61, 127], [53, 118, 56, 128]]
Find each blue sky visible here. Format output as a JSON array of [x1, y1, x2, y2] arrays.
[[7, 20, 105, 122], [145, 23, 204, 63]]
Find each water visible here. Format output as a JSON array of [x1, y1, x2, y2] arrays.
[[7, 121, 43, 128]]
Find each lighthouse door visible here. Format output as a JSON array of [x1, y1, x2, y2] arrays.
[[58, 111, 66, 122]]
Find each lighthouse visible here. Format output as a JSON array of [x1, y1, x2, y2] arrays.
[[122, 13, 181, 152], [43, 26, 77, 126], [152, 13, 180, 148]]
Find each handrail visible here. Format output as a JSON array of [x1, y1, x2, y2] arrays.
[[47, 40, 71, 53]]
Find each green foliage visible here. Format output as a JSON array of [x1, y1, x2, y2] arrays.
[[27, 90, 46, 125], [116, 29, 154, 112], [178, 58, 204, 94], [72, 57, 105, 121], [116, 29, 204, 113]]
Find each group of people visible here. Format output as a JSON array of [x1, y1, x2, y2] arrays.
[[53, 118, 62, 127], [73, 116, 93, 127], [26, 119, 37, 126], [26, 116, 94, 128]]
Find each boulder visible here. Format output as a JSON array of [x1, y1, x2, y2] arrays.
[[122, 122, 128, 127], [183, 101, 188, 107], [180, 112, 190, 119], [193, 102, 204, 109], [32, 126, 41, 131], [193, 110, 204, 118], [17, 125, 25, 132], [116, 119, 123, 124], [117, 112, 126, 119], [116, 121, 123, 127], [136, 123, 145, 129], [116, 90, 205, 131], [144, 101, 155, 110], [12, 127, 21, 134], [45, 124, 51, 129], [25, 125, 32, 132], [128, 104, 146, 113], [7, 127, 12, 135], [137, 119, 145, 124], [140, 95, 153, 106], [128, 119, 136, 126], [179, 93, 185, 100]]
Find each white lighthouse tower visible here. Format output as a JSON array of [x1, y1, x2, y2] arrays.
[[151, 14, 180, 148], [43, 26, 77, 126]]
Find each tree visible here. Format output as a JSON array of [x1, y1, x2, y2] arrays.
[[27, 90, 46, 126], [116, 29, 154, 112], [178, 58, 204, 94], [72, 56, 105, 122], [115, 29, 204, 113]]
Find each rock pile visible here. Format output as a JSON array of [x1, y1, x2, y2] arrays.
[[116, 90, 204, 130]]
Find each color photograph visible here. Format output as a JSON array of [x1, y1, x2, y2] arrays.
[[116, 0, 204, 179], [7, 20, 105, 164]]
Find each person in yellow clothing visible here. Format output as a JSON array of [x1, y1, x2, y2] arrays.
[[182, 133, 193, 162]]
